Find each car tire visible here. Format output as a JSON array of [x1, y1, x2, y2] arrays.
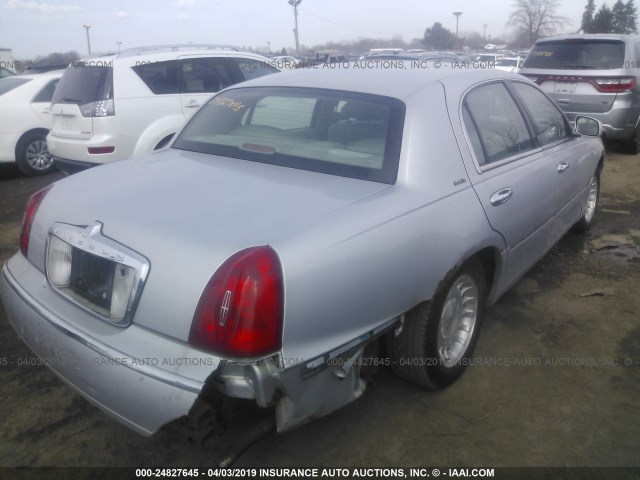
[[571, 173, 600, 233], [16, 132, 56, 176], [389, 258, 486, 390], [620, 122, 640, 154]]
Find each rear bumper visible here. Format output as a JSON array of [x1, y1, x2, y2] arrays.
[[0, 131, 18, 162], [0, 253, 377, 435], [0, 254, 203, 436], [46, 132, 120, 167], [52, 155, 97, 175]]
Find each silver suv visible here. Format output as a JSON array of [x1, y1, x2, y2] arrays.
[[520, 34, 640, 152]]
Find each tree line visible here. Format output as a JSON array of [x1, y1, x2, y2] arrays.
[[581, 0, 637, 33], [420, 0, 638, 52]]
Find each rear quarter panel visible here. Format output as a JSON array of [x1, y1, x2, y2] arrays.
[[278, 83, 504, 362]]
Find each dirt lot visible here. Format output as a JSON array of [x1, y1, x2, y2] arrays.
[[0, 147, 638, 471]]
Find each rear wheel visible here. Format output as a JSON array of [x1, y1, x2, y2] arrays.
[[389, 258, 486, 389], [16, 132, 56, 176], [571, 173, 599, 233], [621, 124, 640, 154]]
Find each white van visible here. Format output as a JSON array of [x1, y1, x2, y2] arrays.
[[47, 45, 280, 173]]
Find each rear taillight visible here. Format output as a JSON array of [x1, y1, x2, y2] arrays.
[[593, 77, 636, 93], [20, 185, 53, 257], [80, 98, 114, 117], [189, 246, 284, 358]]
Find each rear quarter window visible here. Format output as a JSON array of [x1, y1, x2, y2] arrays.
[[132, 60, 179, 94], [32, 79, 60, 103]]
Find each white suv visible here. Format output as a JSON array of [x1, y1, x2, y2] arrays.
[[47, 45, 280, 173]]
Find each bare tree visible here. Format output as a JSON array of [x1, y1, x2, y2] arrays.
[[508, 0, 570, 45]]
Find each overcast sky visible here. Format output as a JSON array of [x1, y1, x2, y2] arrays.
[[0, 0, 623, 58]]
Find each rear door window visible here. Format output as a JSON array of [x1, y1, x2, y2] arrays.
[[510, 82, 570, 146], [463, 82, 533, 165], [525, 40, 625, 69]]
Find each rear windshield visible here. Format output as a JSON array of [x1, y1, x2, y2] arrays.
[[173, 87, 405, 184], [0, 77, 30, 95], [51, 63, 113, 105], [525, 40, 625, 69]]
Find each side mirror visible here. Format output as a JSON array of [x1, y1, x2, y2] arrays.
[[575, 116, 601, 137]]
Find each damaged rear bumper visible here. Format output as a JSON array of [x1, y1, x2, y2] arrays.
[[1, 253, 394, 436]]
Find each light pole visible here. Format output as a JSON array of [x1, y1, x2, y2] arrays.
[[116, 41, 122, 52], [288, 0, 301, 56], [83, 24, 92, 55], [453, 12, 462, 39]]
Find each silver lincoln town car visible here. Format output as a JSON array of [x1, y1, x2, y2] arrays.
[[0, 67, 604, 442]]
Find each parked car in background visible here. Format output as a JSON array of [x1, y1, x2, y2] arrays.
[[520, 34, 640, 152], [302, 50, 347, 67], [46, 45, 280, 173], [475, 53, 500, 63], [494, 57, 525, 73], [1, 67, 603, 442], [0, 70, 62, 175]]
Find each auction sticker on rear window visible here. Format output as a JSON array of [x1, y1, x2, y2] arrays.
[[212, 97, 245, 111]]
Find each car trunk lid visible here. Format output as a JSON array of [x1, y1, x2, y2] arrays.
[[33, 149, 391, 340]]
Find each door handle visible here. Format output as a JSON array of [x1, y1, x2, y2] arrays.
[[490, 188, 513, 206], [184, 100, 201, 108], [41, 108, 50, 113], [557, 162, 570, 173]]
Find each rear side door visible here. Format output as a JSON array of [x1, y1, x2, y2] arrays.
[[461, 81, 562, 280], [30, 77, 59, 124]]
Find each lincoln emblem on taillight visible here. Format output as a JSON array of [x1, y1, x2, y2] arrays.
[[219, 290, 232, 326]]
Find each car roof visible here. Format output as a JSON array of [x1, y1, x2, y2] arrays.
[[535, 33, 640, 43], [230, 66, 514, 101], [78, 47, 271, 64], [15, 70, 64, 80]]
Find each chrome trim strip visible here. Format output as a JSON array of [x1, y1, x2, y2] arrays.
[[303, 316, 400, 376], [2, 263, 204, 394]]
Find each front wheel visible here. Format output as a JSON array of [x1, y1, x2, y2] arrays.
[[571, 173, 600, 233], [389, 258, 486, 390]]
